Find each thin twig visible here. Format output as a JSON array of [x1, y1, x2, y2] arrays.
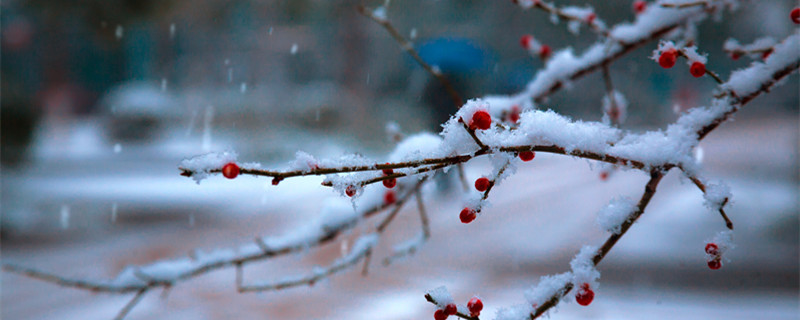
[[416, 188, 431, 239], [459, 118, 489, 151], [528, 1, 612, 38], [601, 63, 621, 126], [114, 288, 148, 320], [357, 5, 463, 109], [530, 170, 665, 319], [685, 174, 734, 230], [661, 1, 709, 9]]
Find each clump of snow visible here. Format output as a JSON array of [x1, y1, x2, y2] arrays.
[[596, 197, 638, 234], [561, 6, 595, 35], [651, 40, 677, 62], [180, 151, 238, 183], [723, 31, 800, 97], [290, 151, 320, 173], [495, 304, 534, 320], [483, 109, 621, 155], [482, 95, 535, 117], [426, 285, 455, 308], [703, 181, 731, 210], [724, 37, 776, 56], [569, 246, 600, 294], [388, 132, 445, 163], [612, 4, 705, 43], [513, 0, 537, 10], [524, 272, 572, 309], [706, 230, 734, 259], [372, 6, 387, 20], [681, 45, 708, 64]]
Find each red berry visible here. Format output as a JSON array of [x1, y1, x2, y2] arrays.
[[633, 0, 646, 14], [460, 208, 477, 224], [444, 304, 457, 316], [467, 297, 483, 316], [791, 7, 800, 24], [586, 13, 596, 24], [539, 44, 551, 59], [434, 309, 448, 320], [599, 172, 609, 181], [659, 49, 677, 69], [345, 185, 357, 197], [707, 258, 722, 270], [474, 177, 491, 192], [520, 34, 534, 49], [384, 190, 396, 205], [689, 61, 705, 78], [519, 151, 535, 162], [222, 163, 240, 179], [762, 49, 773, 60], [271, 177, 283, 185], [382, 165, 393, 175], [575, 283, 594, 306], [730, 52, 740, 60], [508, 105, 521, 123], [705, 243, 719, 255], [383, 178, 397, 189], [470, 110, 492, 130]]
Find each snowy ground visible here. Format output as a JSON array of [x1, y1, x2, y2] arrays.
[[2, 115, 797, 319]]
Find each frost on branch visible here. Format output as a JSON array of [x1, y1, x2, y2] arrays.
[[179, 151, 238, 183], [569, 246, 601, 293], [524, 272, 572, 310], [596, 197, 638, 234], [707, 230, 735, 258], [426, 285, 455, 309], [723, 31, 800, 97], [702, 181, 731, 210]]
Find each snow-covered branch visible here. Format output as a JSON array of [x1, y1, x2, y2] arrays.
[[5, 2, 799, 320]]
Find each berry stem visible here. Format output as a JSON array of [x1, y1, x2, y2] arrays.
[[459, 117, 489, 151], [675, 50, 723, 84]]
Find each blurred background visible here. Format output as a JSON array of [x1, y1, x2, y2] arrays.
[[2, 0, 798, 319]]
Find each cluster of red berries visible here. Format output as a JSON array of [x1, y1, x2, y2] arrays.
[[520, 34, 551, 60], [382, 166, 397, 189], [705, 242, 723, 270], [433, 297, 483, 320], [433, 303, 457, 320], [575, 283, 595, 306], [632, 0, 646, 15], [658, 48, 705, 78]]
